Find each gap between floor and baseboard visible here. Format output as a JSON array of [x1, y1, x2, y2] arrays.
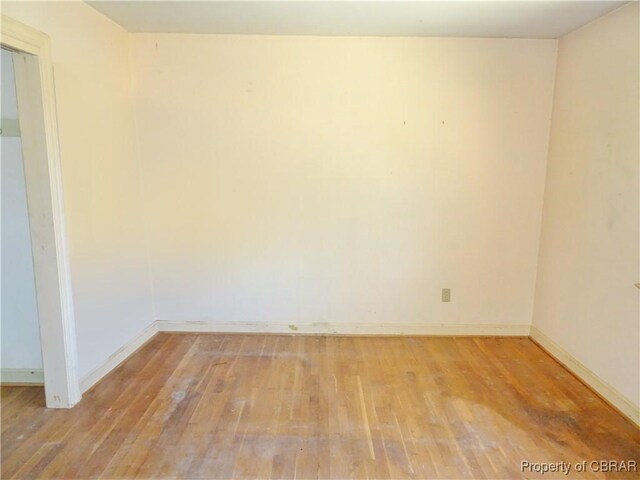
[[75, 320, 639, 427], [1, 368, 44, 385], [529, 326, 640, 427]]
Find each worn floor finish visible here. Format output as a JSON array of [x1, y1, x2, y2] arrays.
[[1, 334, 638, 479]]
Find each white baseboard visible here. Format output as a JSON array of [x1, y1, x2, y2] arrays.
[[1, 368, 44, 384], [155, 320, 531, 336], [530, 326, 639, 426], [79, 322, 158, 393]]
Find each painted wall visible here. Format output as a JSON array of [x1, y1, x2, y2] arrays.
[[131, 35, 557, 329], [532, 3, 639, 407], [1, 1, 154, 379], [1, 49, 43, 370]]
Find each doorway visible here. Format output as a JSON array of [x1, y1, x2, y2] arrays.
[[1, 48, 43, 385], [1, 16, 80, 407]]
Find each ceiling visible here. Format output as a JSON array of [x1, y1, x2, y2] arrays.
[[87, 1, 627, 39]]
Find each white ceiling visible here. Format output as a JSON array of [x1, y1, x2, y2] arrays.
[[87, 1, 627, 39]]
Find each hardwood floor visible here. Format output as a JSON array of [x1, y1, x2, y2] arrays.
[[2, 333, 638, 479]]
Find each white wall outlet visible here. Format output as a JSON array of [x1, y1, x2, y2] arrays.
[[442, 288, 451, 302]]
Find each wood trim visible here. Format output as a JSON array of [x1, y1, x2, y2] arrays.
[[79, 323, 158, 394], [530, 326, 640, 427], [155, 320, 531, 336], [1, 368, 45, 384], [0, 16, 48, 55], [1, 15, 81, 408]]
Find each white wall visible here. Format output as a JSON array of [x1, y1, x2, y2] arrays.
[[1, 49, 43, 370], [4, 3, 637, 415], [131, 35, 557, 329], [533, 3, 639, 407], [1, 1, 154, 379]]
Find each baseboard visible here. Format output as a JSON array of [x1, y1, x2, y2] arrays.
[[1, 368, 44, 384], [79, 322, 158, 393], [530, 326, 640, 426], [155, 320, 531, 336]]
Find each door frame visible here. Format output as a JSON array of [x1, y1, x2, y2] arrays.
[[1, 15, 81, 407]]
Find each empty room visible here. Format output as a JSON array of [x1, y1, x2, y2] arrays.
[[1, 1, 639, 478]]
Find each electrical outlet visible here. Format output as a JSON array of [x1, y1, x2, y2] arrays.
[[442, 288, 451, 302]]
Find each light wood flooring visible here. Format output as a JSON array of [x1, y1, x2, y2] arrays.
[[1, 333, 639, 479]]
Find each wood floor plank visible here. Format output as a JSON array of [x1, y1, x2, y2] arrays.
[[2, 333, 639, 479]]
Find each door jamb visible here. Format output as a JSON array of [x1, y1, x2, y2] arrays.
[[1, 15, 81, 407]]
